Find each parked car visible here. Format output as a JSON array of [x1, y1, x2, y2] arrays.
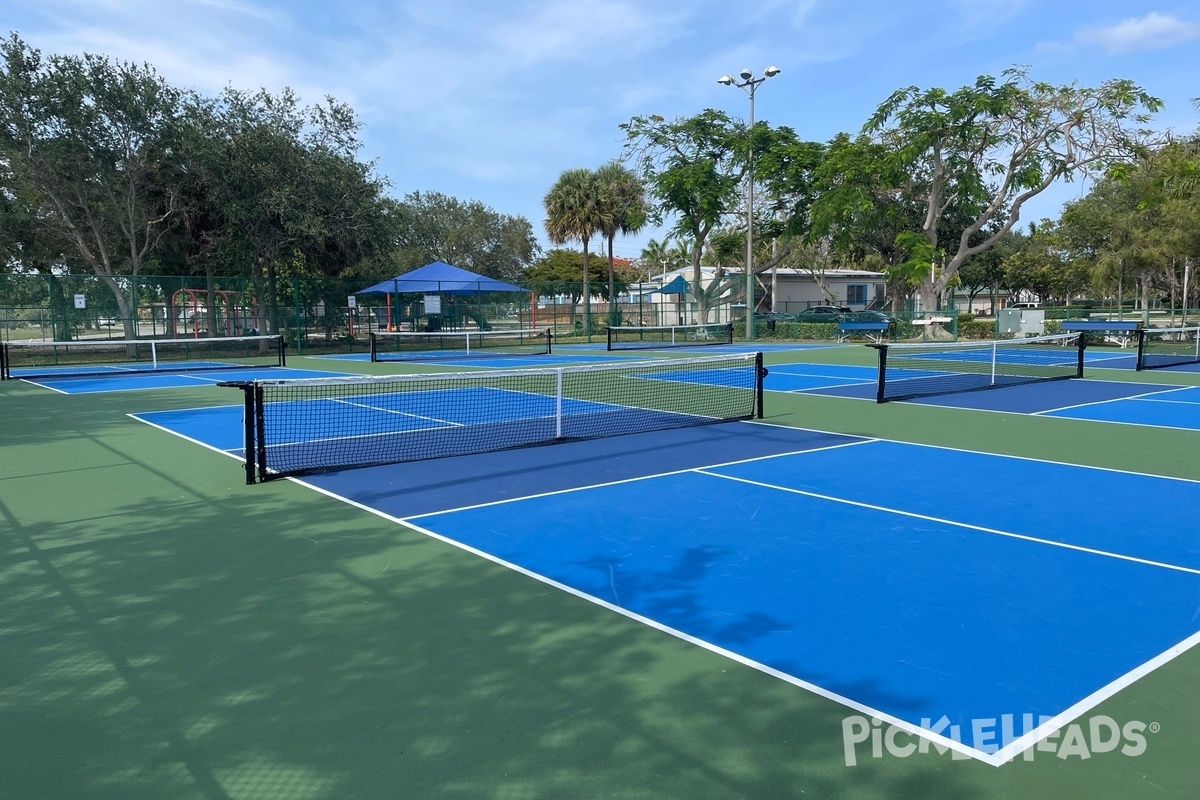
[[793, 305, 849, 323], [845, 310, 898, 326], [792, 306, 898, 326]]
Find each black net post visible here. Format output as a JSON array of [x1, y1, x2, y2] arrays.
[[243, 386, 258, 485], [873, 344, 888, 404], [1134, 329, 1147, 371], [218, 381, 261, 484], [369, 332, 380, 362], [755, 352, 767, 418], [254, 384, 268, 483], [0, 342, 8, 380], [1076, 333, 1086, 377]]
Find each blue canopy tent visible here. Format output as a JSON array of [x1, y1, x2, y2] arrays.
[[658, 275, 690, 295], [357, 261, 529, 331], [358, 261, 527, 295], [630, 275, 691, 326]]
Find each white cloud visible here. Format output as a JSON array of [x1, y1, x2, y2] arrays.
[[1075, 12, 1200, 54]]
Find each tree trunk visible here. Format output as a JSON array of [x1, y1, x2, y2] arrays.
[[606, 236, 617, 325], [581, 238, 591, 334]]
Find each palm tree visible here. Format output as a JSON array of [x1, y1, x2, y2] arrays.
[[544, 168, 603, 333], [595, 162, 647, 325]]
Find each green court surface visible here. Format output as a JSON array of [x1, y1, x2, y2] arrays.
[[1, 345, 1197, 800]]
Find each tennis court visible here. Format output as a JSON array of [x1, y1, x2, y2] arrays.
[[3, 336, 1199, 799]]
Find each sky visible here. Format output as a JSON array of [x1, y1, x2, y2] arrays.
[[6, 0, 1200, 261]]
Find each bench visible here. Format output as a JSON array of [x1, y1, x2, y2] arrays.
[[909, 316, 953, 327], [837, 320, 890, 344]]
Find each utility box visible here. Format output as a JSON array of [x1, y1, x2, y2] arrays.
[[997, 308, 1022, 335], [1019, 310, 1046, 337]]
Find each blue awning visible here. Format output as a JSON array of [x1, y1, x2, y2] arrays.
[[358, 261, 528, 295]]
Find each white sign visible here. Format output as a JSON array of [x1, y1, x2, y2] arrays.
[[347, 295, 357, 309], [73, 294, 86, 309], [423, 294, 442, 315]]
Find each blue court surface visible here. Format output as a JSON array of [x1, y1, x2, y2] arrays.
[[769, 362, 1200, 429], [129, 402, 1200, 765], [20, 366, 350, 395]]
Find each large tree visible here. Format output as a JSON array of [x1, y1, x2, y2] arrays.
[[594, 161, 647, 323], [0, 33, 189, 338], [621, 111, 748, 323], [386, 190, 538, 283], [543, 168, 603, 333], [864, 67, 1161, 311], [623, 110, 829, 322], [190, 86, 391, 336]]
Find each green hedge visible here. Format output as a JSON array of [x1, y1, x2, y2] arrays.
[[959, 320, 996, 339], [736, 320, 839, 340]]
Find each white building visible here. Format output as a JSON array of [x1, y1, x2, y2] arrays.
[[765, 268, 887, 312]]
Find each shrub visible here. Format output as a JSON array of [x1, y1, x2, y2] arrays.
[[959, 320, 996, 339]]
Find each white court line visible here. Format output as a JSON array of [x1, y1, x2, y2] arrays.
[[1134, 395, 1200, 406], [12, 378, 70, 395], [402, 436, 878, 520], [261, 425, 463, 450], [787, 379, 875, 393], [990, 628, 1200, 765], [1031, 384, 1194, 415], [126, 413, 244, 459], [331, 397, 462, 426], [694, 468, 1200, 575], [744, 419, 1200, 485]]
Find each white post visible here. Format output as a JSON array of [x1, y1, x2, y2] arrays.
[[990, 341, 998, 386], [1184, 258, 1192, 325], [555, 368, 564, 439]]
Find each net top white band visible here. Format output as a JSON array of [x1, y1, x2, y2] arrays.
[[879, 333, 1080, 352], [244, 352, 758, 388], [607, 323, 731, 332], [371, 328, 549, 339], [3, 334, 282, 348]]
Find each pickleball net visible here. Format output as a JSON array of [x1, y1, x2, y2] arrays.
[[606, 323, 734, 351], [871, 333, 1085, 403], [0, 334, 286, 380], [1135, 327, 1200, 371], [222, 352, 766, 483], [369, 328, 551, 362]]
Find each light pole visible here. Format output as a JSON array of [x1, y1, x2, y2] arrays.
[[719, 65, 779, 341]]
